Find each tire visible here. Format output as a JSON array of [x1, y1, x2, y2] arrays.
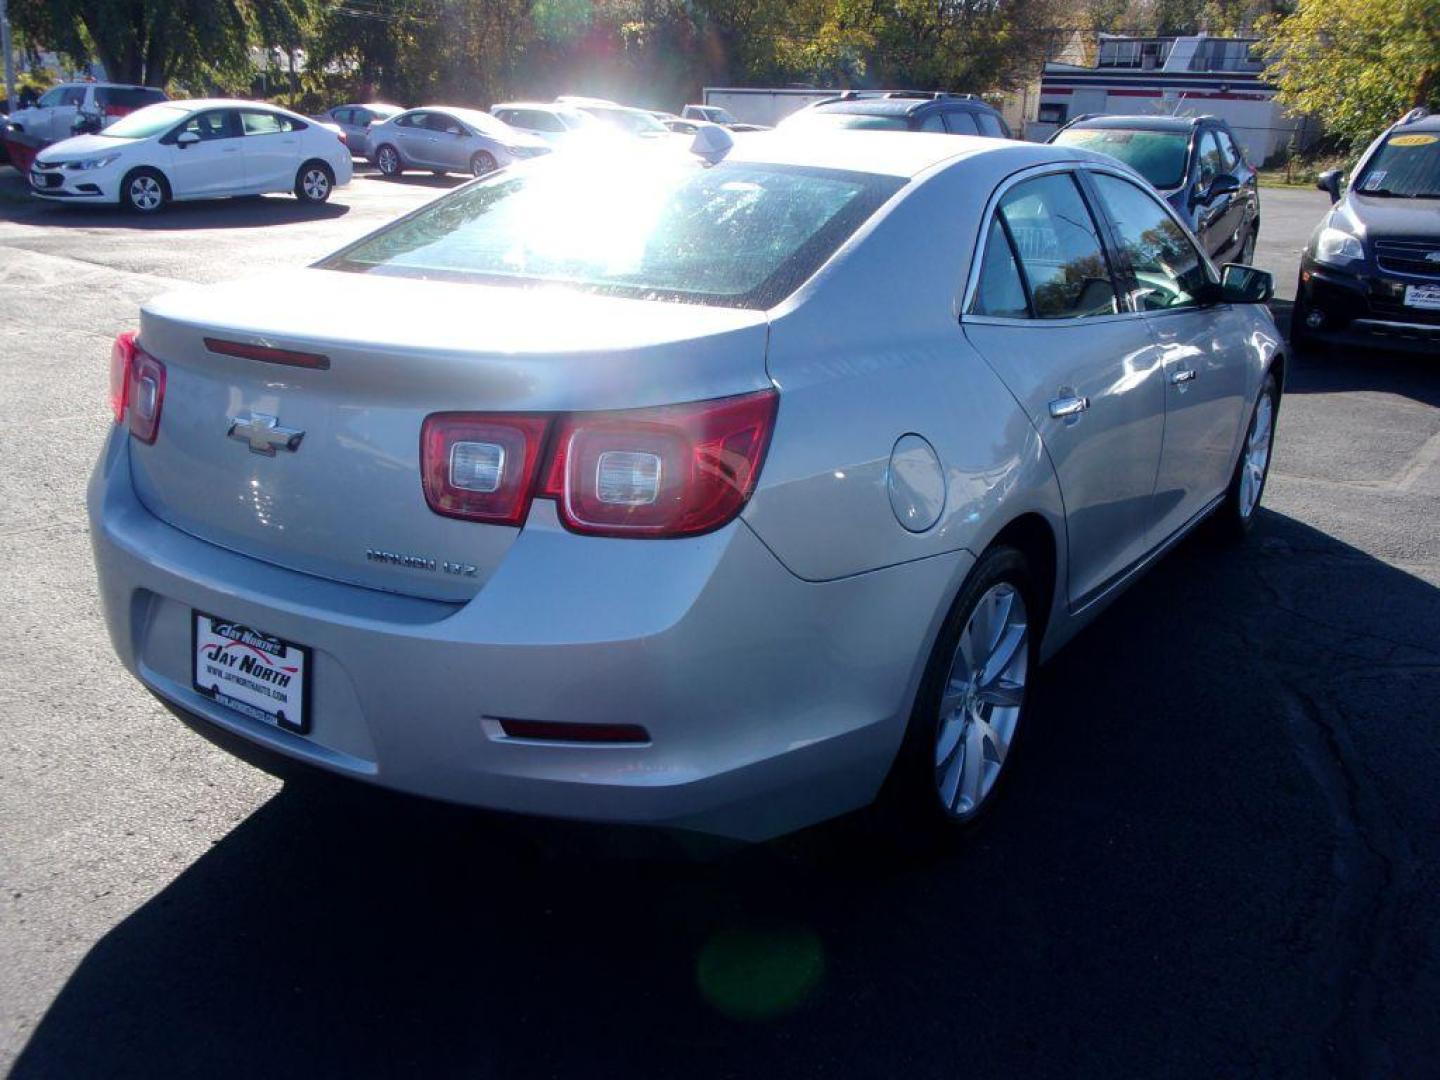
[[120, 168, 168, 214], [470, 151, 497, 178], [1214, 370, 1280, 541], [295, 161, 334, 204], [1239, 227, 1257, 265], [879, 545, 1038, 843], [375, 144, 403, 178]]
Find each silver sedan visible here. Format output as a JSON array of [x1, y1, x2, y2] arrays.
[[88, 132, 1283, 841], [368, 106, 550, 178]]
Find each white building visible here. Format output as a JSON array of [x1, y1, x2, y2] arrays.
[[1027, 33, 1316, 165]]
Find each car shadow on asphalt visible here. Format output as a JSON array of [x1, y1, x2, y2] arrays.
[[12, 510, 1440, 1076], [356, 172, 469, 191], [8, 195, 353, 231]]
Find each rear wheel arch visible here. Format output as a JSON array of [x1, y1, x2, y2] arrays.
[[986, 513, 1058, 651]]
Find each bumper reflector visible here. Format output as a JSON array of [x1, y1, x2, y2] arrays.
[[495, 718, 651, 744]]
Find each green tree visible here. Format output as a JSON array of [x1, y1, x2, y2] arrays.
[[11, 0, 318, 88], [1261, 0, 1440, 146]]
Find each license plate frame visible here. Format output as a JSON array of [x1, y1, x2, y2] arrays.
[[1403, 283, 1440, 311], [191, 611, 311, 734]]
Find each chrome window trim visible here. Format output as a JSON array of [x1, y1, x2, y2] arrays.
[[958, 161, 1142, 326]]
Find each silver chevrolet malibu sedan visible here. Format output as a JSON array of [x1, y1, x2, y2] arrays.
[[89, 131, 1284, 841]]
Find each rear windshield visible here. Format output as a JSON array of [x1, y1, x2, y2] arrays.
[[1353, 132, 1440, 198], [320, 158, 902, 308], [1053, 127, 1190, 190], [99, 103, 191, 139], [95, 87, 167, 109]]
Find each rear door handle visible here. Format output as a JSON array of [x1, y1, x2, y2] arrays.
[[1048, 395, 1090, 419], [1171, 368, 1197, 385]]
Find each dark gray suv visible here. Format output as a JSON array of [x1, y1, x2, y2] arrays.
[[780, 92, 1012, 138]]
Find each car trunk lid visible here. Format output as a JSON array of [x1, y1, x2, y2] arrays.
[[129, 268, 771, 601]]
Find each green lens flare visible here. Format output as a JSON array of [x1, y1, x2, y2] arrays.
[[696, 927, 825, 1021]]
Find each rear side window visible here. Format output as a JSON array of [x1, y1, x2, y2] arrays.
[[242, 111, 290, 135], [971, 217, 1030, 318], [977, 112, 1006, 138], [1198, 130, 1225, 183], [396, 113, 421, 127], [996, 173, 1117, 319], [944, 111, 979, 135], [321, 160, 904, 309], [1215, 128, 1245, 171]]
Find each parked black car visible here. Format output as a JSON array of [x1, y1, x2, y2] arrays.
[[1049, 115, 1260, 265], [780, 91, 1012, 139], [1292, 108, 1440, 353]]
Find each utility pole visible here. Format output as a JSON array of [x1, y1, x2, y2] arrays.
[[0, 0, 15, 115]]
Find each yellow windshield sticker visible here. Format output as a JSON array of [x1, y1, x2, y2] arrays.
[[1388, 133, 1437, 146]]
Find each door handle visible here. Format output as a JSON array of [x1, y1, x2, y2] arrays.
[[1171, 368, 1197, 385], [1048, 395, 1090, 419]]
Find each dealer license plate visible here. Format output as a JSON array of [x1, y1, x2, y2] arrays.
[[192, 612, 310, 733], [1403, 284, 1440, 311]]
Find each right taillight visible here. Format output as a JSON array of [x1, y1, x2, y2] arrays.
[[541, 391, 778, 537], [418, 390, 778, 538]]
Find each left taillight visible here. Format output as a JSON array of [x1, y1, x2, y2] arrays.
[[110, 330, 166, 444]]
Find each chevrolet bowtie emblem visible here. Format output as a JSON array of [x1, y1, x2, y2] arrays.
[[227, 412, 305, 456]]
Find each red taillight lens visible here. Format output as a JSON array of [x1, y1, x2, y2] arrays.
[[419, 390, 778, 537], [540, 391, 778, 537], [110, 331, 135, 423], [127, 346, 167, 444], [420, 413, 550, 525]]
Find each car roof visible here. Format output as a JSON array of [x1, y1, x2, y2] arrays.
[[156, 98, 292, 113], [1064, 114, 1207, 132], [493, 102, 564, 111], [724, 128, 1092, 179], [1393, 111, 1440, 132], [810, 97, 987, 118]]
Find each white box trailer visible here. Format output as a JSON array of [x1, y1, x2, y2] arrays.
[[701, 87, 841, 127]]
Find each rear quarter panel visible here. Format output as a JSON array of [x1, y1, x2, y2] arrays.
[[744, 152, 1067, 593]]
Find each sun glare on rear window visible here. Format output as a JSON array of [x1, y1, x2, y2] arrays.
[[318, 157, 903, 308]]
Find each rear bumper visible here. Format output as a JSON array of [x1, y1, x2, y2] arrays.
[[89, 428, 967, 840]]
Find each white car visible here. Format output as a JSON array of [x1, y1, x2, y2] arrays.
[[29, 99, 353, 213], [6, 82, 168, 144], [488, 102, 599, 145]]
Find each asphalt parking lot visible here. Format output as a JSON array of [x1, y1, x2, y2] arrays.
[[1, 165, 1436, 1078]]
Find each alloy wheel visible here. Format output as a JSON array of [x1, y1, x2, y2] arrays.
[[933, 582, 1029, 819], [471, 152, 496, 177], [130, 176, 162, 212], [1239, 388, 1274, 519], [378, 147, 399, 175]]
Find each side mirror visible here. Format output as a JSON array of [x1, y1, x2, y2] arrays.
[[1317, 169, 1343, 203], [176, 130, 200, 148], [1219, 263, 1273, 304]]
